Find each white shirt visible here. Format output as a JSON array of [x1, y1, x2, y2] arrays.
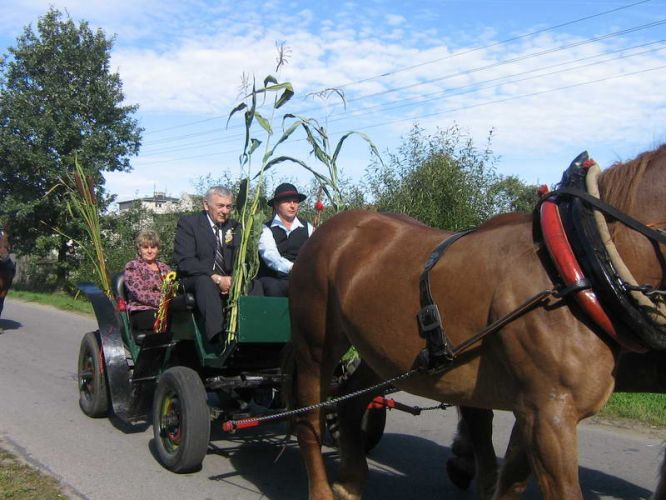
[[258, 215, 314, 275]]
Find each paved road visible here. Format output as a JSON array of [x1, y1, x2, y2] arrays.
[[0, 298, 664, 499]]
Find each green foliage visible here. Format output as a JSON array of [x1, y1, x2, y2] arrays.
[[601, 393, 666, 427], [0, 7, 142, 277], [365, 124, 536, 230]]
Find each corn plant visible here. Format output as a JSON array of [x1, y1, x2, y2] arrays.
[[50, 156, 111, 296], [224, 71, 382, 342]]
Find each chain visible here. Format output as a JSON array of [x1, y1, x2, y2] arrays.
[[624, 283, 666, 298], [224, 369, 419, 429]]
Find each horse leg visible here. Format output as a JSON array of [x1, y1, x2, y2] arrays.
[[292, 342, 336, 500], [447, 406, 498, 498], [288, 294, 350, 500], [447, 408, 476, 490], [514, 404, 582, 500], [493, 421, 532, 500], [332, 361, 381, 500]]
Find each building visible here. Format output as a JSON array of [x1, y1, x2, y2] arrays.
[[118, 192, 196, 214]]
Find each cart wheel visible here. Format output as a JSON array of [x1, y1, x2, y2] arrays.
[[153, 366, 210, 473], [325, 405, 387, 453], [78, 331, 109, 418]]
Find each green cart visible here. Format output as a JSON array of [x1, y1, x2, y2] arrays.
[[76, 274, 385, 473]]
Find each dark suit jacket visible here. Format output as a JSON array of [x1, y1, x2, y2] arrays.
[[174, 212, 241, 277]]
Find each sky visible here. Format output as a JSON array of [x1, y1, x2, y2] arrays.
[[1, 0, 665, 206]]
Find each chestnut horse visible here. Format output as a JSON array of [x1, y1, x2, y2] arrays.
[[285, 144, 666, 500], [0, 230, 15, 321], [446, 349, 666, 498]]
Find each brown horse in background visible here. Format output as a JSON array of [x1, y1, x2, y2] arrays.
[[285, 144, 666, 499], [0, 229, 16, 321]]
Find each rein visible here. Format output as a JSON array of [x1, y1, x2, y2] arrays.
[[541, 187, 666, 246], [416, 231, 577, 373]]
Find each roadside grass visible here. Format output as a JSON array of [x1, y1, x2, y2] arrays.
[[6, 289, 666, 428], [9, 289, 93, 315], [0, 446, 68, 499], [600, 392, 666, 427]]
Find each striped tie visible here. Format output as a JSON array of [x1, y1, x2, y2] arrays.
[[213, 226, 225, 274]]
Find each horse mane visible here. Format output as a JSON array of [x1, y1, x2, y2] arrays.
[[598, 143, 666, 214]]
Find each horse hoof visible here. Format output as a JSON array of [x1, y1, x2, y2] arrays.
[[332, 482, 361, 500], [446, 457, 474, 491]]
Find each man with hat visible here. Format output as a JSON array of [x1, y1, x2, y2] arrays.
[[257, 183, 314, 297]]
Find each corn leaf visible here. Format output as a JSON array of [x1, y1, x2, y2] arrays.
[[275, 87, 294, 109], [226, 102, 247, 127], [260, 155, 332, 186], [332, 130, 383, 166], [254, 112, 272, 135], [248, 137, 262, 155]]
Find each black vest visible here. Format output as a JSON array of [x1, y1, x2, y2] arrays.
[[259, 217, 309, 278]]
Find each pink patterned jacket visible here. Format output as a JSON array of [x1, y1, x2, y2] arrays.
[[123, 258, 171, 312]]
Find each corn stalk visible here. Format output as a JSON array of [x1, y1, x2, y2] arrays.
[[50, 156, 111, 296], [224, 72, 382, 343]]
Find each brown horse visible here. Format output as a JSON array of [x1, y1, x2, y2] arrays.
[[446, 349, 666, 498], [285, 144, 666, 499], [0, 229, 15, 321]]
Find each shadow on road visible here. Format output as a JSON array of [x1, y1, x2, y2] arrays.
[[0, 318, 22, 332], [199, 430, 654, 499], [109, 414, 150, 434]]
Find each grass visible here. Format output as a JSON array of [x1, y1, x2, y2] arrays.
[[0, 446, 68, 499], [600, 392, 666, 428], [9, 289, 93, 315], [5, 289, 666, 429]]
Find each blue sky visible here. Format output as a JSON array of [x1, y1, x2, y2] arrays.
[[2, 0, 665, 205]]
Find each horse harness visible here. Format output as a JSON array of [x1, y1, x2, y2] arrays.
[[417, 152, 666, 373]]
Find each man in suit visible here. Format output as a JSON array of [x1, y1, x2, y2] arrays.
[[174, 186, 241, 343], [257, 183, 314, 297]]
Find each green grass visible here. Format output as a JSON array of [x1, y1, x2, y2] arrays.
[[0, 447, 68, 499], [600, 392, 666, 427], [9, 290, 93, 315]]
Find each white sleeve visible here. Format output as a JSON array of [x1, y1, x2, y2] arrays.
[[258, 225, 294, 274]]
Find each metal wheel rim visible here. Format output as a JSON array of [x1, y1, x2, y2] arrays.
[[159, 392, 182, 453], [79, 348, 95, 402]]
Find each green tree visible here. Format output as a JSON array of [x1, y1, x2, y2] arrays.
[[0, 7, 142, 285], [365, 124, 536, 230]]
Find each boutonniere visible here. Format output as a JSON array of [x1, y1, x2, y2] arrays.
[[224, 229, 233, 245]]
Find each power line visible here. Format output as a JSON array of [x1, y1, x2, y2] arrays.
[[135, 63, 666, 166], [317, 0, 656, 92], [142, 0, 653, 137], [344, 19, 666, 104], [140, 41, 665, 157], [140, 26, 666, 154]]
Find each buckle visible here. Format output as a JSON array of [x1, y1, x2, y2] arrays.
[[417, 304, 442, 335]]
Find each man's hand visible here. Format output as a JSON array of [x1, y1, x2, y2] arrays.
[[212, 274, 232, 295]]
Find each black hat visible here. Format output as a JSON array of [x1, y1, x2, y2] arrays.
[[268, 183, 307, 207]]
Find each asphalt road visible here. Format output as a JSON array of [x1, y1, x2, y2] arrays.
[[0, 298, 664, 499]]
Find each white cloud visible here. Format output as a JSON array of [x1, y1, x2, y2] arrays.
[[2, 0, 664, 198]]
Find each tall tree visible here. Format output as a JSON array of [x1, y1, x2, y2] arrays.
[[0, 7, 141, 285]]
